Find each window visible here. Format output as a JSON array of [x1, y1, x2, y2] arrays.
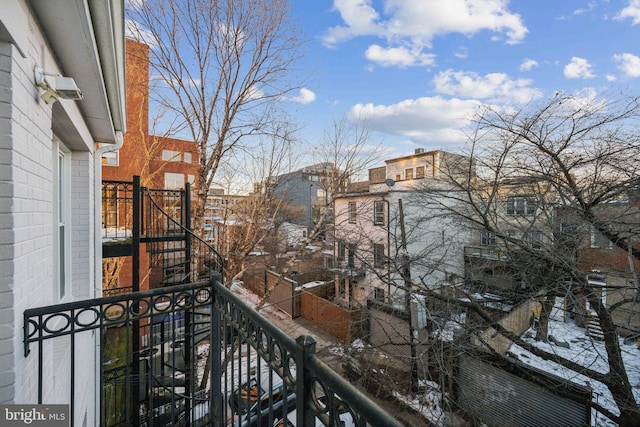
[[348, 202, 356, 223], [560, 222, 579, 235], [347, 244, 356, 268], [337, 241, 346, 260], [374, 201, 385, 225], [529, 230, 542, 250], [374, 287, 386, 301], [415, 166, 425, 179], [53, 138, 71, 300], [183, 152, 192, 163], [373, 244, 385, 268], [164, 172, 185, 189], [395, 174, 401, 181], [162, 149, 181, 162], [102, 187, 118, 228], [506, 197, 536, 216], [316, 188, 326, 202], [405, 168, 414, 180], [481, 230, 496, 246], [590, 226, 613, 249]]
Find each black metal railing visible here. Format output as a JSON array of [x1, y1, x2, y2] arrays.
[[464, 245, 510, 260], [141, 183, 223, 286], [101, 177, 223, 289], [102, 180, 135, 241], [24, 279, 402, 427]]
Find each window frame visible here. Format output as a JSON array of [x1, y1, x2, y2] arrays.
[[529, 230, 542, 250], [373, 201, 385, 226], [348, 202, 356, 224], [590, 226, 613, 249], [405, 168, 414, 180], [164, 172, 185, 189], [374, 287, 386, 301], [481, 230, 496, 246], [506, 196, 537, 216], [373, 243, 385, 268], [53, 137, 72, 301]]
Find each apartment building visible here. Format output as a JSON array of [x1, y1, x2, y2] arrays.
[[333, 149, 473, 309]]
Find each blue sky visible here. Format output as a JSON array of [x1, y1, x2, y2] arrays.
[[285, 0, 640, 157]]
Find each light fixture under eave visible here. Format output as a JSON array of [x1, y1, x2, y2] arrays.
[[34, 66, 84, 104]]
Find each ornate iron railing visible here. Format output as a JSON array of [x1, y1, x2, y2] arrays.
[[24, 279, 402, 427]]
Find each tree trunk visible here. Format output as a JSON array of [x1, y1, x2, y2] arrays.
[[586, 291, 640, 425], [535, 296, 554, 342]]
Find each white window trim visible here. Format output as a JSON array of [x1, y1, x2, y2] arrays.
[[53, 136, 72, 301], [590, 226, 613, 249], [348, 202, 356, 224], [373, 201, 385, 226]]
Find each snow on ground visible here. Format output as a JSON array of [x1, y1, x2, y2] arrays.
[[229, 282, 640, 425], [508, 300, 640, 426]]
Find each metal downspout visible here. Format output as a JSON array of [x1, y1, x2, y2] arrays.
[[93, 131, 124, 426]]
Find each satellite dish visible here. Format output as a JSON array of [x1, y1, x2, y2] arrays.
[[385, 179, 395, 187]]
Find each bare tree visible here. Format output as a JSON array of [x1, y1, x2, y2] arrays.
[[416, 91, 640, 425], [255, 117, 384, 308], [126, 0, 303, 237]]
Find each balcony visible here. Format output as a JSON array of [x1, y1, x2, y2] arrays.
[[24, 279, 401, 426], [464, 245, 510, 261], [330, 259, 366, 278]]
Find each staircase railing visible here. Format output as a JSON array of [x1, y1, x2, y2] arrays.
[[140, 181, 223, 286]]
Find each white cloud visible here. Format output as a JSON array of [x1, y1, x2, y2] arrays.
[[347, 96, 481, 147], [563, 57, 595, 79], [454, 47, 469, 59], [573, 2, 596, 16], [323, 0, 528, 55], [606, 74, 617, 82], [364, 45, 435, 67], [519, 59, 539, 72], [323, 0, 383, 46], [613, 53, 640, 77], [291, 88, 317, 104], [615, 0, 640, 25], [125, 19, 158, 50], [432, 69, 542, 104]]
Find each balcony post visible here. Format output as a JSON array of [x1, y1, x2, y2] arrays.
[[211, 279, 223, 426], [296, 335, 316, 427], [132, 175, 141, 424]]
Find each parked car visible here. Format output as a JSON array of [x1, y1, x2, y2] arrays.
[[228, 372, 296, 427]]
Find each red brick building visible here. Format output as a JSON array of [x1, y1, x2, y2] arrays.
[[102, 39, 200, 293], [102, 39, 199, 189]]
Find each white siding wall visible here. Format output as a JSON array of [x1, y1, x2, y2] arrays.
[[0, 8, 98, 423]]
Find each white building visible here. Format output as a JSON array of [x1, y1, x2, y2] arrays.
[[0, 0, 125, 423], [332, 149, 473, 309]]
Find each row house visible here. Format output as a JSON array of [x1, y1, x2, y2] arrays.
[[464, 176, 557, 297], [556, 192, 640, 332], [332, 149, 474, 310]]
